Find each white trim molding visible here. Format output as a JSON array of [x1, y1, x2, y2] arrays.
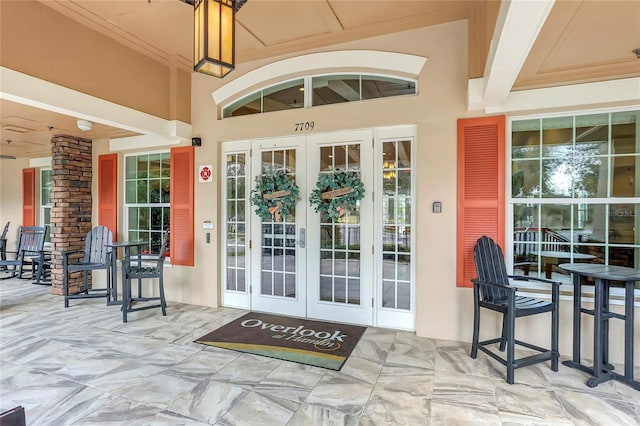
[[469, 77, 640, 114], [212, 50, 427, 105]]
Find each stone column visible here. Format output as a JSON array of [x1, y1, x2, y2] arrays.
[[49, 135, 92, 295]]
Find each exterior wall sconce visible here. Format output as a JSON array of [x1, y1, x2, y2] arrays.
[[192, 0, 247, 78]]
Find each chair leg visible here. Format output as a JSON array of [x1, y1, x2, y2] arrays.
[[551, 288, 559, 372], [82, 272, 89, 294], [63, 268, 69, 308], [506, 304, 516, 384], [122, 275, 129, 323], [159, 275, 166, 316], [471, 285, 480, 359], [499, 316, 507, 352]]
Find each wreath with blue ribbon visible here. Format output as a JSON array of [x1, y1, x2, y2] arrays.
[[309, 170, 365, 221], [250, 170, 300, 222]]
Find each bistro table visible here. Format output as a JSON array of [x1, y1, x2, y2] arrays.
[[534, 251, 596, 279], [105, 241, 144, 306], [559, 263, 639, 391]]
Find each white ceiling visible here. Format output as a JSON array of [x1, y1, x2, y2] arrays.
[[1, 0, 639, 159]]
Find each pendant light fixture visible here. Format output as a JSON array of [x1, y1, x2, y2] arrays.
[[192, 0, 247, 78]]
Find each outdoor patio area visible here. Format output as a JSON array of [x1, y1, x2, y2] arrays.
[[1, 278, 638, 425]]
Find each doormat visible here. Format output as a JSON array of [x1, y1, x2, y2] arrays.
[[195, 312, 367, 371]]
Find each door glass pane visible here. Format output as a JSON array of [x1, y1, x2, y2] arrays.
[[260, 149, 297, 298], [317, 142, 362, 305], [380, 139, 412, 310], [225, 153, 247, 293]]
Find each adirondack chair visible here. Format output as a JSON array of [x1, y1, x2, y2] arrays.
[[471, 235, 561, 384], [121, 230, 169, 322], [63, 225, 113, 307], [0, 226, 46, 279]]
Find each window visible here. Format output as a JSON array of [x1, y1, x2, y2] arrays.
[[510, 110, 640, 292], [40, 169, 52, 242], [124, 152, 170, 255], [222, 74, 416, 118]]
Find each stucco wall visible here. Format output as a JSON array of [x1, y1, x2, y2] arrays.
[[185, 20, 639, 365], [0, 158, 30, 250]]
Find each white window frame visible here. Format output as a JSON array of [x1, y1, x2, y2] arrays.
[[123, 150, 171, 260], [40, 168, 52, 243], [507, 106, 640, 306]]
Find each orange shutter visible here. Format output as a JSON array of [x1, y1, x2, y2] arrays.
[[22, 168, 36, 227], [457, 115, 506, 288], [170, 146, 194, 266], [98, 153, 118, 241]]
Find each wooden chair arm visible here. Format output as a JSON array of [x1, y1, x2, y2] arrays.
[[471, 279, 516, 293], [508, 275, 562, 287]]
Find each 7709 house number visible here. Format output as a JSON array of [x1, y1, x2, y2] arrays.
[[294, 121, 315, 132]]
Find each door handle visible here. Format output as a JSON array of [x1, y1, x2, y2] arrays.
[[298, 228, 306, 248]]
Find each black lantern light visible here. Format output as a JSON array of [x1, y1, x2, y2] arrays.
[[192, 0, 247, 78]]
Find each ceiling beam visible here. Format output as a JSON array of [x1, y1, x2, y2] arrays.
[[472, 0, 555, 111]]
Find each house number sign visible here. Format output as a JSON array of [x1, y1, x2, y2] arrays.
[[294, 121, 315, 132]]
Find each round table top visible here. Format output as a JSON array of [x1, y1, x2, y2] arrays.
[[559, 262, 640, 281]]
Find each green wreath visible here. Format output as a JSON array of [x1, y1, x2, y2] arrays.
[[250, 170, 300, 222], [309, 170, 365, 221]]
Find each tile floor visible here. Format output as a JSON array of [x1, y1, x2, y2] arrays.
[[1, 278, 639, 425]]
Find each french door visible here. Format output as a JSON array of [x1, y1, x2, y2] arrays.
[[305, 130, 374, 325], [221, 126, 415, 329], [250, 136, 307, 317]]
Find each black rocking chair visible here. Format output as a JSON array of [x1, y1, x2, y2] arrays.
[[471, 235, 560, 384], [0, 226, 46, 279], [0, 221, 10, 270]]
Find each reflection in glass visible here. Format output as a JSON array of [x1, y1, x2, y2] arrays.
[[611, 156, 638, 197], [320, 146, 333, 171], [542, 117, 572, 157], [542, 157, 572, 198], [313, 74, 360, 106], [576, 113, 608, 155], [541, 204, 570, 231], [223, 90, 261, 117], [320, 277, 332, 302], [258, 149, 297, 298], [612, 111, 638, 154], [361, 75, 415, 100], [317, 142, 362, 306], [512, 160, 540, 198], [512, 119, 541, 159], [511, 111, 640, 289], [609, 204, 637, 245], [263, 79, 305, 113], [225, 153, 248, 293], [380, 139, 412, 311]]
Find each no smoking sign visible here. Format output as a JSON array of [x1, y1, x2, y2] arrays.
[[199, 165, 213, 183]]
